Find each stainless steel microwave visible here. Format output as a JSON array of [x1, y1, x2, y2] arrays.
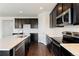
[[56, 8, 71, 27]]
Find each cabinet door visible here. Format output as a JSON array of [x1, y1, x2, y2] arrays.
[[62, 3, 71, 12], [53, 8, 57, 27], [61, 46, 74, 56], [15, 19, 23, 28], [15, 41, 25, 56], [15, 19, 19, 28], [57, 3, 63, 16], [46, 36, 54, 55], [25, 36, 31, 55], [73, 3, 79, 25], [50, 12, 53, 28], [30, 33, 38, 43], [30, 19, 38, 28], [50, 7, 57, 28]]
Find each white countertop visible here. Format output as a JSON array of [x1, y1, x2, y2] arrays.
[[61, 43, 79, 56], [0, 35, 29, 51], [47, 33, 63, 43]]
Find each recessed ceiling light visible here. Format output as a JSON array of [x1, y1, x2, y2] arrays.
[[58, 7, 62, 10], [40, 7, 43, 10], [19, 11, 23, 13]]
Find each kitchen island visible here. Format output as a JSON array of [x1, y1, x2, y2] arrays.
[[0, 35, 30, 56]]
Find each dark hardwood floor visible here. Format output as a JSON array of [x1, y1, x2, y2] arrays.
[[26, 42, 53, 56]]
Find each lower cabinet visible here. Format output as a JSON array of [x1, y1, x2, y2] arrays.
[[61, 46, 74, 56], [47, 36, 74, 56], [25, 36, 31, 55], [15, 36, 31, 56], [30, 33, 38, 43], [51, 38, 61, 56], [47, 36, 61, 56], [15, 40, 25, 56]]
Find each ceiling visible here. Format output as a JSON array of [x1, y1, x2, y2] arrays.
[[0, 3, 56, 17]]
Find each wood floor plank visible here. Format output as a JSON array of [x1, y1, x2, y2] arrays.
[[26, 42, 52, 56]]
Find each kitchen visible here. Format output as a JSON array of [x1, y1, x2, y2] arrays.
[[0, 3, 79, 56]]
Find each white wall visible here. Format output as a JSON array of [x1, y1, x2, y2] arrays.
[[2, 20, 14, 38], [0, 20, 2, 39], [38, 12, 50, 45], [0, 17, 14, 38]]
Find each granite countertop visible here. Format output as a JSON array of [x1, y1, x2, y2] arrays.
[[61, 43, 79, 56], [0, 35, 30, 51], [47, 33, 63, 43]]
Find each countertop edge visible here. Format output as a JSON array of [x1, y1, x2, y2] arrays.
[[0, 35, 30, 51]]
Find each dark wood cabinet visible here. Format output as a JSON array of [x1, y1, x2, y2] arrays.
[[15, 36, 31, 56], [51, 38, 61, 56], [50, 3, 79, 28], [15, 41, 25, 56], [15, 18, 38, 28], [46, 36, 53, 55], [50, 7, 57, 28], [61, 46, 74, 56], [47, 36, 61, 56], [62, 3, 72, 12], [72, 3, 79, 25], [15, 19, 23, 28], [25, 36, 31, 55], [57, 3, 72, 15], [50, 12, 53, 28], [57, 3, 63, 16], [30, 19, 38, 28], [47, 36, 75, 56], [30, 33, 38, 43]]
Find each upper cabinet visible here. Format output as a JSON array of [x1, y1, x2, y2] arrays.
[[50, 7, 57, 28], [62, 3, 72, 12], [57, 3, 63, 16], [15, 18, 38, 29], [57, 3, 72, 16], [50, 3, 79, 28], [72, 3, 79, 25], [15, 19, 23, 28]]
